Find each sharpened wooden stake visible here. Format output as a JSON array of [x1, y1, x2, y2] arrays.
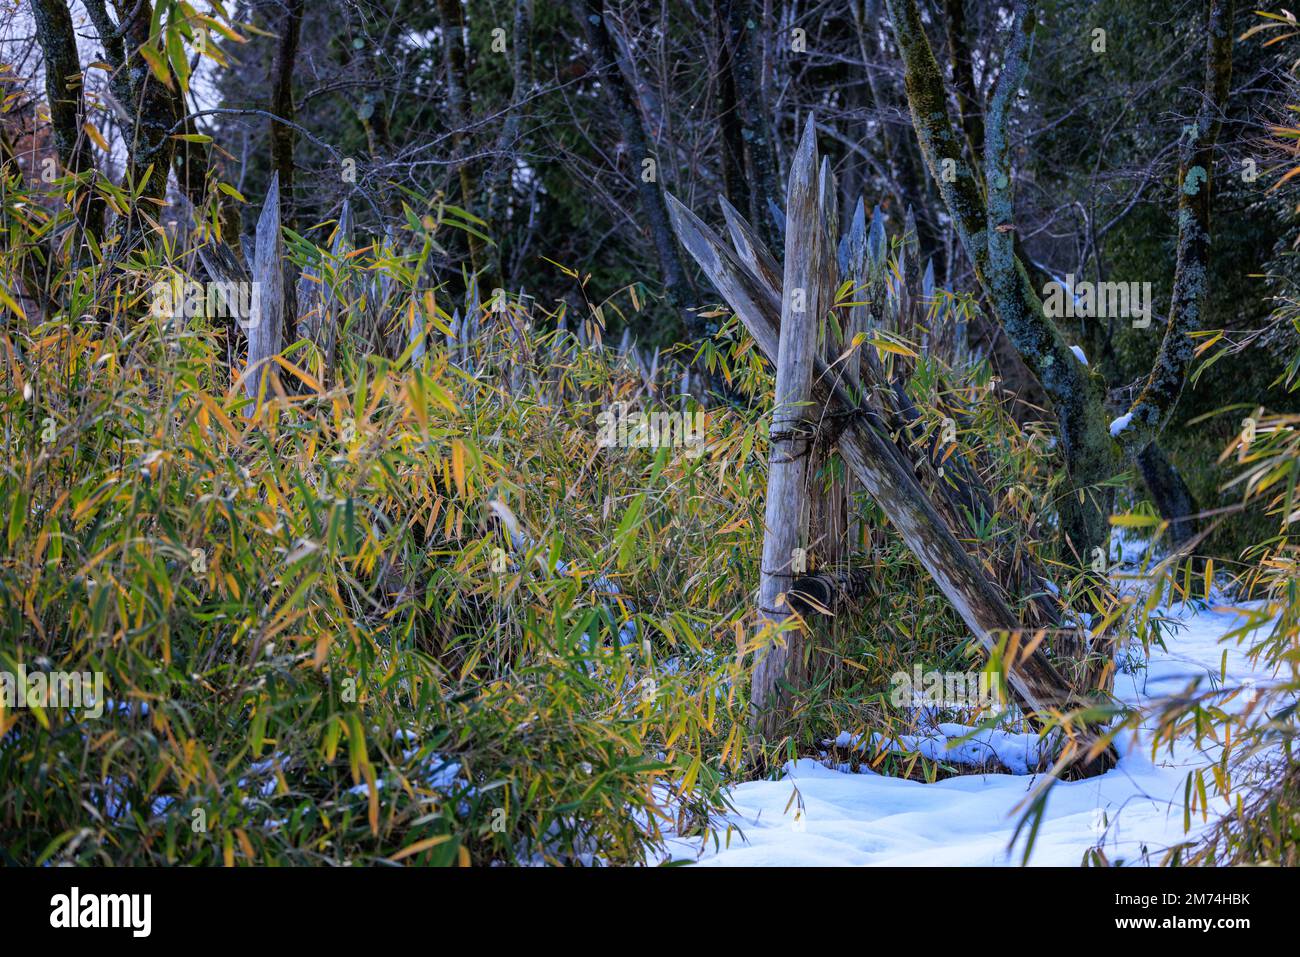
[[247, 172, 285, 403], [808, 157, 847, 607], [751, 115, 831, 741]]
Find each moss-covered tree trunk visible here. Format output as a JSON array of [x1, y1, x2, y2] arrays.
[[579, 0, 700, 338], [719, 0, 782, 254], [1109, 0, 1235, 454], [112, 0, 178, 209], [269, 0, 304, 343], [885, 0, 1234, 568], [29, 0, 107, 244]]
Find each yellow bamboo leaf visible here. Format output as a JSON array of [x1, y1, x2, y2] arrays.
[[1269, 164, 1300, 191], [197, 392, 243, 442], [83, 122, 109, 151], [272, 354, 323, 393], [451, 440, 467, 497], [389, 835, 452, 863], [0, 284, 26, 320], [870, 336, 919, 359]]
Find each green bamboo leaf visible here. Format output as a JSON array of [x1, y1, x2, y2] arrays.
[[7, 488, 24, 548], [615, 493, 645, 570]]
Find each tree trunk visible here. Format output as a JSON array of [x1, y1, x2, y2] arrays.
[[483, 0, 535, 292], [1137, 443, 1199, 550], [438, 0, 485, 277], [718, 0, 782, 253], [885, 0, 1235, 568], [942, 0, 984, 174], [84, 0, 238, 249], [713, 1, 751, 224], [1111, 0, 1235, 452], [269, 0, 303, 342], [579, 0, 700, 337], [887, 0, 1114, 563], [29, 0, 106, 244], [112, 0, 178, 208]]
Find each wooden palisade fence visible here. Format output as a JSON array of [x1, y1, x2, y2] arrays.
[[668, 116, 1114, 776], [188, 150, 1110, 777], [194, 174, 687, 414]]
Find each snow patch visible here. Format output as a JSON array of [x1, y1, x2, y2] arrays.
[[660, 601, 1281, 867], [831, 725, 1050, 775]]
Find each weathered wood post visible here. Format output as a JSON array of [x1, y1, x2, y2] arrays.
[[194, 222, 252, 384], [808, 159, 846, 596], [841, 198, 871, 553], [246, 172, 285, 403], [751, 116, 832, 740], [461, 276, 480, 372]]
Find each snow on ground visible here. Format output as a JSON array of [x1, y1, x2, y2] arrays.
[[660, 598, 1280, 867]]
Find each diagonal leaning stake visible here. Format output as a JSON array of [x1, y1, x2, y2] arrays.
[[667, 118, 1114, 776]]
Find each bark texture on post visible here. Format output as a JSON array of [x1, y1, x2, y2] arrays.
[[808, 161, 846, 607], [195, 230, 252, 380], [840, 198, 872, 552], [751, 117, 829, 740]]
